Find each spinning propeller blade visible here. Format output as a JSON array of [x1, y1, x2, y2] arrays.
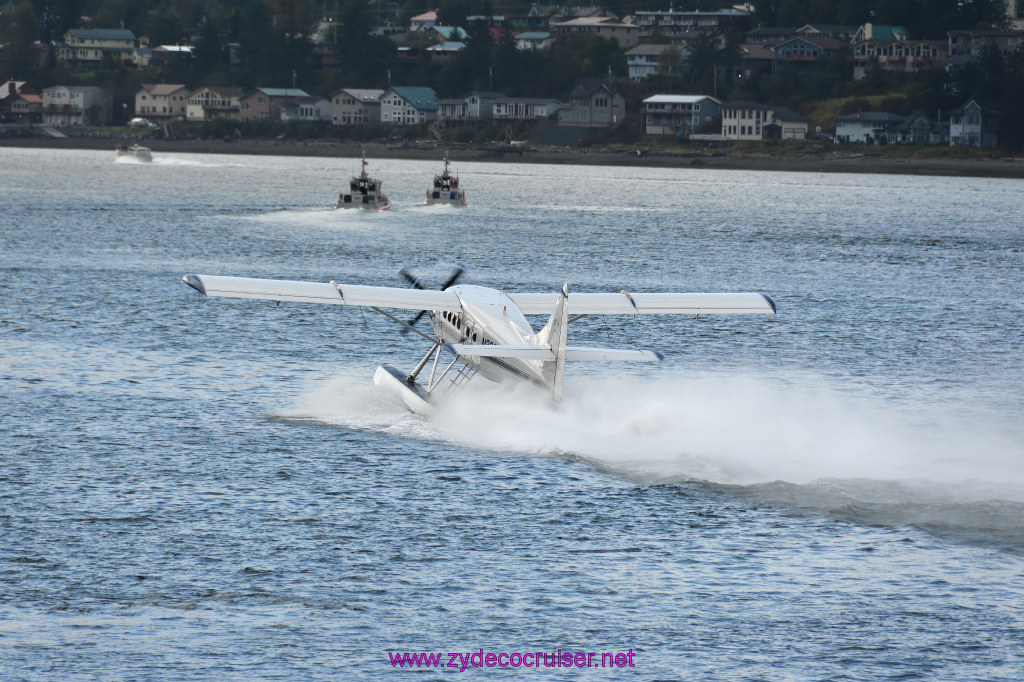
[[400, 266, 465, 332]]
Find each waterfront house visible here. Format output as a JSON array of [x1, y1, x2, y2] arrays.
[[891, 111, 945, 145], [7, 92, 43, 122], [2, 81, 40, 121], [281, 96, 332, 122], [330, 88, 384, 125], [42, 85, 112, 125], [186, 86, 243, 121], [559, 79, 626, 127], [834, 111, 907, 143], [949, 99, 999, 147], [491, 97, 564, 120], [135, 84, 190, 119], [239, 88, 310, 121], [464, 92, 506, 118], [721, 101, 807, 140], [644, 95, 721, 135], [438, 98, 468, 118], [380, 86, 438, 125], [764, 107, 809, 140]]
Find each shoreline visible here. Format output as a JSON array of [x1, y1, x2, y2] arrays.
[[3, 135, 1024, 179]]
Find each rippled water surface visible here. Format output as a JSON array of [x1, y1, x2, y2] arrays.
[[2, 148, 1024, 680]]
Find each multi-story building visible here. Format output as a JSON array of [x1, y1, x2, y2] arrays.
[[834, 111, 908, 143], [721, 101, 808, 140], [643, 94, 721, 135], [549, 16, 639, 48], [948, 30, 1024, 57], [380, 87, 438, 125], [559, 79, 625, 127], [330, 89, 384, 125], [491, 97, 564, 120], [852, 40, 945, 80], [41, 85, 112, 125], [635, 8, 752, 41], [239, 88, 310, 121], [949, 99, 999, 147], [281, 96, 332, 122], [186, 86, 244, 121], [626, 44, 690, 81], [58, 28, 135, 63], [135, 84, 190, 119]]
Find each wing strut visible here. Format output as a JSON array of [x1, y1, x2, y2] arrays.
[[327, 280, 439, 343]]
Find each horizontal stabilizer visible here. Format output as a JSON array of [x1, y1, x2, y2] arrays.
[[182, 274, 461, 311], [445, 343, 662, 362], [446, 343, 553, 360], [507, 292, 776, 315], [564, 347, 663, 362]]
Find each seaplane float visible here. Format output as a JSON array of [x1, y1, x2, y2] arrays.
[[181, 269, 776, 416]]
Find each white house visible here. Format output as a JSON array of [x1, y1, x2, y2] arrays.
[[42, 85, 112, 125], [627, 44, 690, 81], [834, 111, 907, 143], [380, 86, 438, 125], [186, 86, 243, 121], [135, 83, 190, 119], [949, 99, 999, 147], [281, 96, 332, 122], [58, 28, 135, 63], [721, 101, 808, 140], [491, 97, 564, 120]]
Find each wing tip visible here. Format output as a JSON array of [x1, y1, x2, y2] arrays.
[[182, 274, 207, 295], [761, 294, 777, 314]]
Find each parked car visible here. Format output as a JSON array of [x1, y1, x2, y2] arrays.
[[128, 117, 157, 128]]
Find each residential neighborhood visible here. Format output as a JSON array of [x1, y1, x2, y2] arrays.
[[1, 0, 1023, 149]]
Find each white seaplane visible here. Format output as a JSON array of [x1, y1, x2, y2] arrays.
[[182, 269, 775, 415]]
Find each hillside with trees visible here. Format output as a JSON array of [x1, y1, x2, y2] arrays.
[[1, 0, 1022, 149]]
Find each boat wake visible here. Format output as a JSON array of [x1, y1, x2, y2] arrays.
[[277, 369, 1024, 548], [243, 208, 386, 228]]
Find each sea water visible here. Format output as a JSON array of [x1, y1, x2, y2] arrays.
[[2, 148, 1023, 679]]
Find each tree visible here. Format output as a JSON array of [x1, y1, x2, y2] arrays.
[[0, 1, 41, 77], [33, 0, 84, 42]]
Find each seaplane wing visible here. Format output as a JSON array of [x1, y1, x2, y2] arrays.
[[447, 343, 662, 362], [182, 274, 462, 311], [506, 292, 776, 315]]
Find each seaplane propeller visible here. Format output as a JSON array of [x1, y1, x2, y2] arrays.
[[399, 266, 465, 332]]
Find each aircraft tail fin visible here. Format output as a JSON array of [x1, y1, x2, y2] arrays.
[[534, 284, 569, 401]]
